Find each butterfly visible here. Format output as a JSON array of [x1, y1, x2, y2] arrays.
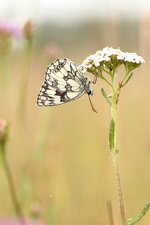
[[37, 58, 97, 112]]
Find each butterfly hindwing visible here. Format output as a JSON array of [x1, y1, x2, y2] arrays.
[[37, 59, 88, 106]]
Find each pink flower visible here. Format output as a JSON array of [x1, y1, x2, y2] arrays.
[[0, 21, 22, 39]]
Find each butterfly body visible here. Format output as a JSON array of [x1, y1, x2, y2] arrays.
[[37, 58, 93, 107]]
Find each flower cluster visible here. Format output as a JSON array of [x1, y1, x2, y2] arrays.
[[80, 47, 145, 73]]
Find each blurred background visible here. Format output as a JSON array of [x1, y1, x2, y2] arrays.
[[0, 0, 150, 225]]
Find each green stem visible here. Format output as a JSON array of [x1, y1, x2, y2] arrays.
[[18, 41, 32, 118], [0, 56, 9, 84], [95, 70, 113, 87], [111, 152, 126, 225], [0, 145, 26, 224], [116, 69, 133, 93], [101, 74, 112, 87], [109, 73, 126, 225], [120, 70, 130, 86], [107, 201, 114, 225]]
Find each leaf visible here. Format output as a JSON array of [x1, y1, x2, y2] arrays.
[[101, 88, 112, 107], [126, 201, 150, 225]]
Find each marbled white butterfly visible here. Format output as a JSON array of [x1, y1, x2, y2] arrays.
[[37, 58, 97, 112]]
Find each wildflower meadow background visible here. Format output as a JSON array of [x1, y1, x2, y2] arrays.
[[0, 1, 150, 225]]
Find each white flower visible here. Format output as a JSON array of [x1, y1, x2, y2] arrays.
[[117, 53, 125, 60], [80, 47, 145, 73], [124, 52, 145, 64]]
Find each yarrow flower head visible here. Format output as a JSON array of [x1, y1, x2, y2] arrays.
[[80, 47, 145, 74], [79, 47, 145, 102]]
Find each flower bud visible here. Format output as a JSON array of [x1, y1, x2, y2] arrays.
[[23, 20, 36, 41], [0, 119, 9, 148]]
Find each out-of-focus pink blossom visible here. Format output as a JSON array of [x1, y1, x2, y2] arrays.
[[0, 21, 22, 38], [43, 42, 63, 61]]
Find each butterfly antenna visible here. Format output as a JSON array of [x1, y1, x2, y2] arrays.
[[88, 95, 98, 113]]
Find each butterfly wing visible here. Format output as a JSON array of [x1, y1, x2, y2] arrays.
[[37, 59, 86, 106]]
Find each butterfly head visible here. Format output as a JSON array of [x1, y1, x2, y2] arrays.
[[83, 78, 93, 96], [86, 87, 93, 96]]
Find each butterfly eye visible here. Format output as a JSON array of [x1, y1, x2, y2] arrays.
[[86, 90, 92, 95]]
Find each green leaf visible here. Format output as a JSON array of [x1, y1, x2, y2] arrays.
[[109, 118, 115, 150], [101, 88, 112, 107], [126, 201, 150, 225]]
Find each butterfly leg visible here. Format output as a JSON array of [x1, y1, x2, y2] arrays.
[[88, 95, 97, 113]]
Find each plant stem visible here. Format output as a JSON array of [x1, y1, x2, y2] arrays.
[[109, 74, 126, 225], [18, 41, 32, 118], [1, 145, 26, 224], [111, 152, 126, 225], [107, 201, 114, 225]]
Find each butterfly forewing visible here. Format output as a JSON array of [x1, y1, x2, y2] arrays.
[[37, 58, 91, 107]]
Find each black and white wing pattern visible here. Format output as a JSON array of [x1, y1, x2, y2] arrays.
[[37, 58, 92, 107]]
